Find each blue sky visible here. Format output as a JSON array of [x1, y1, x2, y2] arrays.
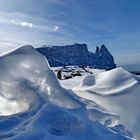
[[0, 0, 140, 65]]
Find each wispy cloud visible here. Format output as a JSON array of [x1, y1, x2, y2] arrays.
[[0, 18, 33, 29], [11, 19, 33, 28], [0, 0, 139, 66], [0, 37, 26, 53], [53, 25, 59, 31], [0, 17, 61, 33]]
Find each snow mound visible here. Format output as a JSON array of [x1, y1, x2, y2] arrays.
[[73, 67, 140, 139], [80, 75, 95, 86], [0, 46, 133, 140], [74, 67, 139, 95], [0, 45, 82, 116]]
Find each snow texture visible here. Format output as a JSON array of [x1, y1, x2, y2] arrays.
[[74, 67, 140, 139], [0, 46, 133, 140], [74, 67, 139, 95]]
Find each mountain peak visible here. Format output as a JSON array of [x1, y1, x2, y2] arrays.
[[101, 44, 106, 48], [100, 44, 112, 56], [100, 44, 109, 51], [37, 43, 116, 69], [95, 46, 100, 56]]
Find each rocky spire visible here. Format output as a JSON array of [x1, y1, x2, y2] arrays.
[[98, 44, 116, 69], [95, 46, 100, 56], [100, 44, 110, 55]]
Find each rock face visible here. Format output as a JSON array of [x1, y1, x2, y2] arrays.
[[95, 45, 116, 69], [37, 43, 116, 69]]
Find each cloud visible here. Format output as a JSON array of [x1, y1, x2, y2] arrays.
[[0, 17, 60, 33], [53, 25, 59, 31], [0, 37, 25, 53], [21, 22, 33, 28], [11, 19, 33, 28]]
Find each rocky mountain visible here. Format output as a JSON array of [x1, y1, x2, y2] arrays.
[[37, 43, 116, 69]]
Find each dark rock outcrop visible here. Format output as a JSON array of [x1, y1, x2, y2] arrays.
[[37, 43, 116, 69]]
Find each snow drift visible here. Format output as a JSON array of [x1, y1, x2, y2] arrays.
[[0, 46, 133, 140], [74, 67, 140, 139], [74, 67, 139, 95]]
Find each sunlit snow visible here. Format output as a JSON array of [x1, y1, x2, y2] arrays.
[[0, 46, 136, 140]]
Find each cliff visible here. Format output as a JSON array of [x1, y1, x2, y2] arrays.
[[37, 43, 116, 69]]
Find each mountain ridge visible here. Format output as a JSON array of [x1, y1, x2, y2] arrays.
[[37, 43, 116, 69]]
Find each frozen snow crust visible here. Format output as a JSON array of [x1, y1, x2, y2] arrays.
[[0, 46, 133, 140]]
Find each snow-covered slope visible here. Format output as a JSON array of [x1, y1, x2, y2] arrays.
[[73, 67, 140, 139], [0, 46, 133, 140], [74, 67, 139, 95]]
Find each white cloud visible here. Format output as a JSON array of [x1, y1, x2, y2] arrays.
[[0, 18, 59, 32], [11, 19, 33, 28], [21, 22, 33, 28], [53, 25, 59, 31]]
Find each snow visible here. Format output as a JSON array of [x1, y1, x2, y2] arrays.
[[73, 67, 140, 139], [0, 46, 133, 140], [60, 76, 84, 89], [59, 67, 105, 89], [0, 95, 29, 116], [74, 67, 139, 95]]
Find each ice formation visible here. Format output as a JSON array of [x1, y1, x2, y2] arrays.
[[0, 46, 133, 140]]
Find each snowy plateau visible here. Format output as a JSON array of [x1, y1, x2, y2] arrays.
[[0, 45, 139, 140]]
